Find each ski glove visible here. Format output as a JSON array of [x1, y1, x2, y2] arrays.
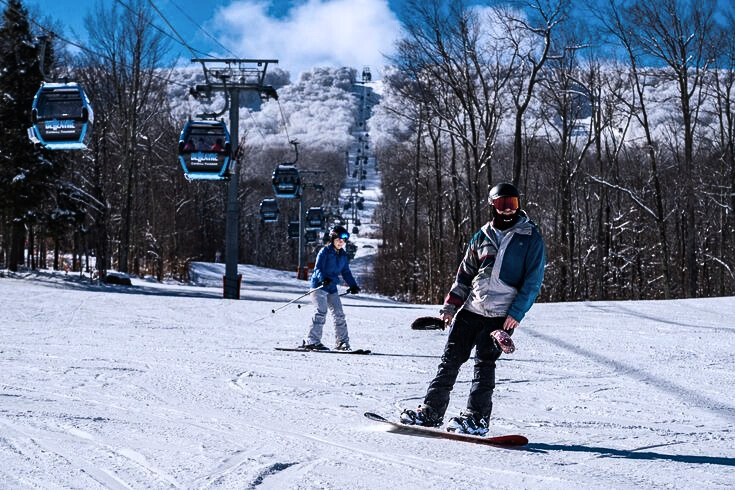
[[320, 278, 332, 287], [348, 285, 361, 294]]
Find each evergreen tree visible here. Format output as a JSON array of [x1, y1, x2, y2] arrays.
[[0, 0, 51, 270]]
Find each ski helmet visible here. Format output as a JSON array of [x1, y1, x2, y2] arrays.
[[488, 182, 520, 202], [489, 182, 521, 230], [329, 225, 350, 242]]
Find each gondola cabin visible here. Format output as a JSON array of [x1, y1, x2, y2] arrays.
[[178, 120, 231, 180], [287, 221, 300, 240], [346, 242, 357, 260], [272, 164, 301, 198], [259, 198, 279, 222], [304, 229, 318, 245], [305, 207, 325, 230], [29, 82, 93, 150]]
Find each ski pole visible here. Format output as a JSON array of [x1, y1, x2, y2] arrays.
[[271, 284, 324, 314]]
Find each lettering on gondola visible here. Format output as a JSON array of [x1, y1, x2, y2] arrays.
[[44, 119, 76, 133], [190, 152, 221, 166]]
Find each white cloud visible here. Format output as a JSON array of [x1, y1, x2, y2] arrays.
[[211, 0, 402, 78]]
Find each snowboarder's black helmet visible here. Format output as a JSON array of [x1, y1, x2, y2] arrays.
[[489, 182, 522, 230], [329, 225, 350, 242], [489, 182, 520, 202]]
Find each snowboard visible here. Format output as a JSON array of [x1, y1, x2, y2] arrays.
[[410, 316, 445, 330], [364, 412, 528, 447], [275, 347, 372, 355]]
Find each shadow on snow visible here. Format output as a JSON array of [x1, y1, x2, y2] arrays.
[[526, 329, 735, 424], [526, 442, 735, 467]]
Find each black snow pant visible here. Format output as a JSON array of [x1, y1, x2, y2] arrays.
[[423, 309, 508, 422]]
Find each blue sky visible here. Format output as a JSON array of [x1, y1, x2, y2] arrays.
[[29, 0, 410, 76]]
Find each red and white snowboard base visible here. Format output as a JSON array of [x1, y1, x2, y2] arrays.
[[364, 412, 528, 447]]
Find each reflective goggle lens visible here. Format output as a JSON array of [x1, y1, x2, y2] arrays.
[[491, 196, 519, 211], [339, 233, 350, 240]]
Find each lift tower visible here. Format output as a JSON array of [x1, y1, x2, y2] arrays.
[[191, 58, 278, 299]]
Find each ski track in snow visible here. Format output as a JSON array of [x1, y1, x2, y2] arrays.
[[2, 267, 735, 488], [6, 93, 734, 485], [2, 273, 735, 489]]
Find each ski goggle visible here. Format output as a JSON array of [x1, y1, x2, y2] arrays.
[[490, 196, 519, 211], [334, 232, 350, 241]]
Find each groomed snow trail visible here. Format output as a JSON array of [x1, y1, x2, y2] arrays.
[[1, 269, 734, 488]]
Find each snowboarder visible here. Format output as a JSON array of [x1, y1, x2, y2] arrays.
[[400, 182, 545, 435], [302, 225, 360, 351]]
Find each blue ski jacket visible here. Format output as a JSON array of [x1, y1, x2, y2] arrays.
[[310, 244, 358, 294]]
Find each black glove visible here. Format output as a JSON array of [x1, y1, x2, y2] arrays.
[[320, 278, 332, 287], [348, 285, 360, 294]]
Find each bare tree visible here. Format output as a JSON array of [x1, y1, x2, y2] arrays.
[[393, 0, 510, 228], [708, 11, 735, 295], [81, 0, 171, 274], [624, 0, 719, 297], [535, 36, 596, 300], [591, 0, 681, 298], [495, 0, 567, 186]]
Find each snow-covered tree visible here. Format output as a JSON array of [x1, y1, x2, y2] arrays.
[[0, 0, 49, 271]]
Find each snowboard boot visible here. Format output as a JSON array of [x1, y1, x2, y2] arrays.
[[335, 341, 351, 351], [301, 340, 329, 351], [446, 411, 489, 436], [400, 404, 443, 427], [491, 329, 515, 354]]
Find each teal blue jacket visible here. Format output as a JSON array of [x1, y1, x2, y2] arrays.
[[443, 215, 545, 322]]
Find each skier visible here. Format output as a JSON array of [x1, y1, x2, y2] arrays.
[[400, 182, 545, 435], [302, 225, 360, 351]]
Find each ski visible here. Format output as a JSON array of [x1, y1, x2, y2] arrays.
[[275, 347, 372, 355], [364, 412, 528, 447]]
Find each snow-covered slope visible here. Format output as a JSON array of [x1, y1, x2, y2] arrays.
[[1, 267, 734, 488]]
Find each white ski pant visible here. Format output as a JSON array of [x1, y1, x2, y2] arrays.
[[306, 289, 349, 346]]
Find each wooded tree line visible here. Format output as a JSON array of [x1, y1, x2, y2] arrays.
[[372, 0, 735, 303], [3, 0, 734, 305], [0, 0, 350, 280], [0, 0, 181, 278]]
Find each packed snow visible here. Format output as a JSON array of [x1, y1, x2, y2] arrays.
[[1, 266, 734, 489]]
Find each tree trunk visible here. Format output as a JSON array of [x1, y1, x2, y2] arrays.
[[9, 222, 25, 272]]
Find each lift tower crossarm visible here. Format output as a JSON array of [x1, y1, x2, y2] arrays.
[[191, 58, 278, 88]]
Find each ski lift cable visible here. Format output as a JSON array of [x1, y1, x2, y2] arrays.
[[0, 0, 192, 91], [246, 109, 268, 142], [147, 0, 200, 60], [165, 0, 241, 59], [111, 0, 209, 58], [276, 98, 292, 147], [0, 0, 94, 58]]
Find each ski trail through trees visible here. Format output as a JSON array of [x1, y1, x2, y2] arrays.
[[340, 75, 381, 290]]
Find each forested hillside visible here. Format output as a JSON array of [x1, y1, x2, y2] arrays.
[[370, 0, 735, 303], [0, 0, 359, 282], [2, 0, 735, 304]]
